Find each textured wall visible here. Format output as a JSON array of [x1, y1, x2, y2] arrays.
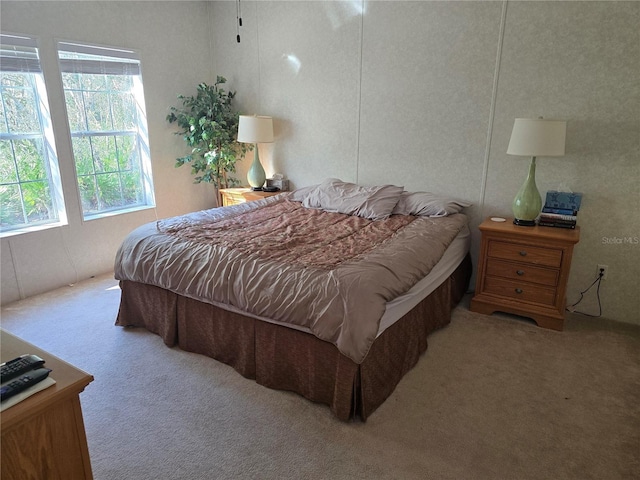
[[211, 1, 639, 325]]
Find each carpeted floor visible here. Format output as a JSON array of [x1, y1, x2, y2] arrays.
[[1, 272, 639, 480]]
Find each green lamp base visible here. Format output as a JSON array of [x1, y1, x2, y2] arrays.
[[512, 157, 542, 227], [247, 142, 266, 191]]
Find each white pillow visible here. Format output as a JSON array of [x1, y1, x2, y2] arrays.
[[288, 185, 318, 202], [391, 191, 471, 217], [302, 179, 404, 221]]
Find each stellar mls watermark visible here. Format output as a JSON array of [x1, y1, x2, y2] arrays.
[[602, 236, 639, 245]]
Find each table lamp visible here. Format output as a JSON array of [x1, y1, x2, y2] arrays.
[[237, 115, 274, 191], [507, 117, 566, 226]]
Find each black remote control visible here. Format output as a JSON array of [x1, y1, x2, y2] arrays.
[[1, 367, 52, 402], [1, 354, 45, 383]]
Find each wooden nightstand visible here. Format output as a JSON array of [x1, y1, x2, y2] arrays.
[[219, 187, 281, 207], [470, 218, 580, 330], [1, 331, 94, 479]]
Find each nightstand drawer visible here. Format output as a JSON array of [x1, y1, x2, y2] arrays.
[[486, 259, 559, 287], [488, 240, 562, 268], [484, 277, 556, 306]]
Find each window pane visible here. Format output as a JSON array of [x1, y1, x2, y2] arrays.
[[64, 90, 87, 132], [91, 135, 118, 173], [0, 140, 18, 183], [21, 179, 54, 223], [3, 86, 40, 133], [14, 138, 46, 181], [110, 93, 135, 130], [61, 72, 82, 91], [84, 91, 112, 131], [107, 75, 132, 92], [116, 135, 136, 171], [96, 172, 122, 208], [0, 99, 7, 133], [121, 171, 142, 205], [1, 73, 29, 88], [72, 137, 94, 175], [81, 74, 108, 92], [77, 175, 97, 213], [0, 184, 24, 227]]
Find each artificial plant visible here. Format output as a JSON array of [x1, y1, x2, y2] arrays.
[[166, 76, 251, 188]]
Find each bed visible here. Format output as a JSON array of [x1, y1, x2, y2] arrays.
[[114, 179, 472, 421]]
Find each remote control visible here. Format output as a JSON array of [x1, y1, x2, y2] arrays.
[[1, 367, 52, 402], [1, 354, 45, 383]]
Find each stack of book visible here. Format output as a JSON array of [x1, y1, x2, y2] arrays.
[[539, 191, 582, 229]]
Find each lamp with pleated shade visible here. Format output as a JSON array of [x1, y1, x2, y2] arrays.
[[507, 117, 567, 226]]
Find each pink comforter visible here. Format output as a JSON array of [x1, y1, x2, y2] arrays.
[[114, 193, 467, 363]]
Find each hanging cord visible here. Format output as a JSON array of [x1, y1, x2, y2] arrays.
[[566, 269, 604, 317], [236, 0, 243, 43]]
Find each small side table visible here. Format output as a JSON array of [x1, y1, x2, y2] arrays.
[[219, 188, 281, 207], [470, 218, 580, 330], [1, 330, 94, 479]]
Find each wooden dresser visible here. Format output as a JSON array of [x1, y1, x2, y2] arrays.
[[1, 331, 94, 479], [470, 218, 580, 330], [219, 187, 281, 206]]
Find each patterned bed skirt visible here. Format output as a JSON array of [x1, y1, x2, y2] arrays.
[[115, 254, 471, 421]]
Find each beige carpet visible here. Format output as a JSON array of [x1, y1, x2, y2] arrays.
[[1, 273, 638, 480]]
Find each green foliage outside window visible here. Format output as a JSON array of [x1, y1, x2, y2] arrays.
[[0, 72, 58, 229], [74, 135, 142, 214], [62, 68, 149, 218]]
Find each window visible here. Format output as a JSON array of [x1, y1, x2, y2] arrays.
[[0, 34, 65, 232], [58, 41, 154, 218]]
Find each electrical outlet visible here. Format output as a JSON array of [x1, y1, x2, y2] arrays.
[[597, 264, 608, 280]]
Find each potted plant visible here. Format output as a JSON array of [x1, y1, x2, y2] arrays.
[[166, 76, 251, 189]]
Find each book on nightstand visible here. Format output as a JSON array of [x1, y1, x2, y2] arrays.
[[539, 191, 582, 229], [538, 219, 577, 229]]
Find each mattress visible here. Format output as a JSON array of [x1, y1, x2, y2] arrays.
[[378, 223, 471, 335]]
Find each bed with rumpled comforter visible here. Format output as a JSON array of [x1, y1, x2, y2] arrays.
[[114, 187, 471, 420]]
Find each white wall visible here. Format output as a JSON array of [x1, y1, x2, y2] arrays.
[[1, 1, 216, 303], [210, 1, 639, 325]]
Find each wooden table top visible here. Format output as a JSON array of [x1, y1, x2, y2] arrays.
[[479, 217, 580, 244], [1, 330, 94, 430]]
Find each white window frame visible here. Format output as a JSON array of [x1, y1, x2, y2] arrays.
[[0, 33, 66, 236], [57, 40, 154, 220]]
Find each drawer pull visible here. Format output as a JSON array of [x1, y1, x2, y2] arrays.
[[516, 270, 525, 276], [519, 251, 527, 257], [515, 288, 523, 294]]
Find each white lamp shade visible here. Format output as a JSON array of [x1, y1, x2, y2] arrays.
[[237, 115, 274, 143], [507, 118, 566, 157]]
